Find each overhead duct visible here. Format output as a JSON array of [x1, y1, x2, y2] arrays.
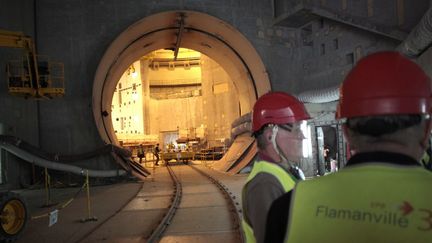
[[397, 8, 432, 58], [0, 135, 128, 178], [230, 113, 252, 142], [0, 135, 131, 162], [229, 87, 341, 137], [231, 122, 252, 141], [231, 113, 251, 129], [295, 85, 340, 104], [1, 143, 127, 177]]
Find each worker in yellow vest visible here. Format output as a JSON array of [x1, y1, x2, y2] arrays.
[[242, 92, 310, 243], [265, 51, 432, 243]]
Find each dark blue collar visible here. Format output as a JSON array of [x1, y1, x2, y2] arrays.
[[346, 152, 421, 167]]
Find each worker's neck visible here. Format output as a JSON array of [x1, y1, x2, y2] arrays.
[[258, 150, 280, 163]]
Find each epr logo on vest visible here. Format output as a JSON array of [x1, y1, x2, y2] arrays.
[[315, 205, 409, 228], [314, 201, 432, 231]]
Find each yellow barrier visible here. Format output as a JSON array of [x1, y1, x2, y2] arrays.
[[80, 170, 97, 223], [30, 170, 98, 224]]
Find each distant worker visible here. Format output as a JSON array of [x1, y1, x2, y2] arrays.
[[323, 145, 331, 172], [137, 144, 145, 163], [176, 146, 182, 163], [265, 52, 432, 243], [153, 143, 160, 166], [241, 92, 310, 243]]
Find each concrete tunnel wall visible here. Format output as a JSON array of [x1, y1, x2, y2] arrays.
[[0, 0, 430, 187], [93, 11, 271, 145], [0, 0, 282, 187]]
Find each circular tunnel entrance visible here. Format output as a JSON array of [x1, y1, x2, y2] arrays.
[[92, 10, 271, 145]]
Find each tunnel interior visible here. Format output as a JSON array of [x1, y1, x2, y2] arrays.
[[93, 10, 271, 147], [111, 48, 241, 156]]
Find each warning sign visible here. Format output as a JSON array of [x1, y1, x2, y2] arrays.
[[49, 209, 58, 227]]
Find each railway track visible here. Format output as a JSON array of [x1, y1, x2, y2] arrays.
[[78, 163, 243, 243], [148, 163, 243, 242]]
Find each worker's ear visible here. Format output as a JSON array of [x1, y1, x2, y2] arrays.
[[262, 127, 273, 143]]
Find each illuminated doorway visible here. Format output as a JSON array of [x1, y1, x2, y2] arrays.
[[111, 48, 240, 153], [93, 11, 271, 146]]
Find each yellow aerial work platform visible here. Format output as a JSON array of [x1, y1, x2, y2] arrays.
[[0, 30, 65, 99]]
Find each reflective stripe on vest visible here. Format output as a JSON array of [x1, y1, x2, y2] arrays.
[[242, 161, 297, 243], [285, 164, 432, 243]]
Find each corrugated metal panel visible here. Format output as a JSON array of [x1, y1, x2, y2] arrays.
[[227, 141, 257, 175], [212, 133, 254, 172]]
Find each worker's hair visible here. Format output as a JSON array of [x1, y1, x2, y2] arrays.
[[346, 115, 424, 137], [345, 114, 428, 149], [255, 130, 268, 150]]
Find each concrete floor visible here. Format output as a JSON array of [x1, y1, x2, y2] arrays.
[[159, 164, 243, 243], [15, 161, 247, 243]]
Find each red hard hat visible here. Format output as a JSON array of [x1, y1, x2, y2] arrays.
[[336, 51, 432, 119], [252, 92, 310, 132]]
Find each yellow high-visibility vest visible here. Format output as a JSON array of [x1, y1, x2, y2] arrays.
[[242, 160, 297, 243], [285, 164, 432, 243]]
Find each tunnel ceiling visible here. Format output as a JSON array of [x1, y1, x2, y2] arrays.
[[93, 10, 271, 144]]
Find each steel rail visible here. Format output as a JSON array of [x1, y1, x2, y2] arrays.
[[146, 164, 182, 243]]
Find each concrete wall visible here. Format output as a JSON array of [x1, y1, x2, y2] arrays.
[[201, 56, 240, 145], [0, 0, 38, 188], [32, 0, 276, 157], [150, 96, 203, 136], [0, 0, 429, 187]]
